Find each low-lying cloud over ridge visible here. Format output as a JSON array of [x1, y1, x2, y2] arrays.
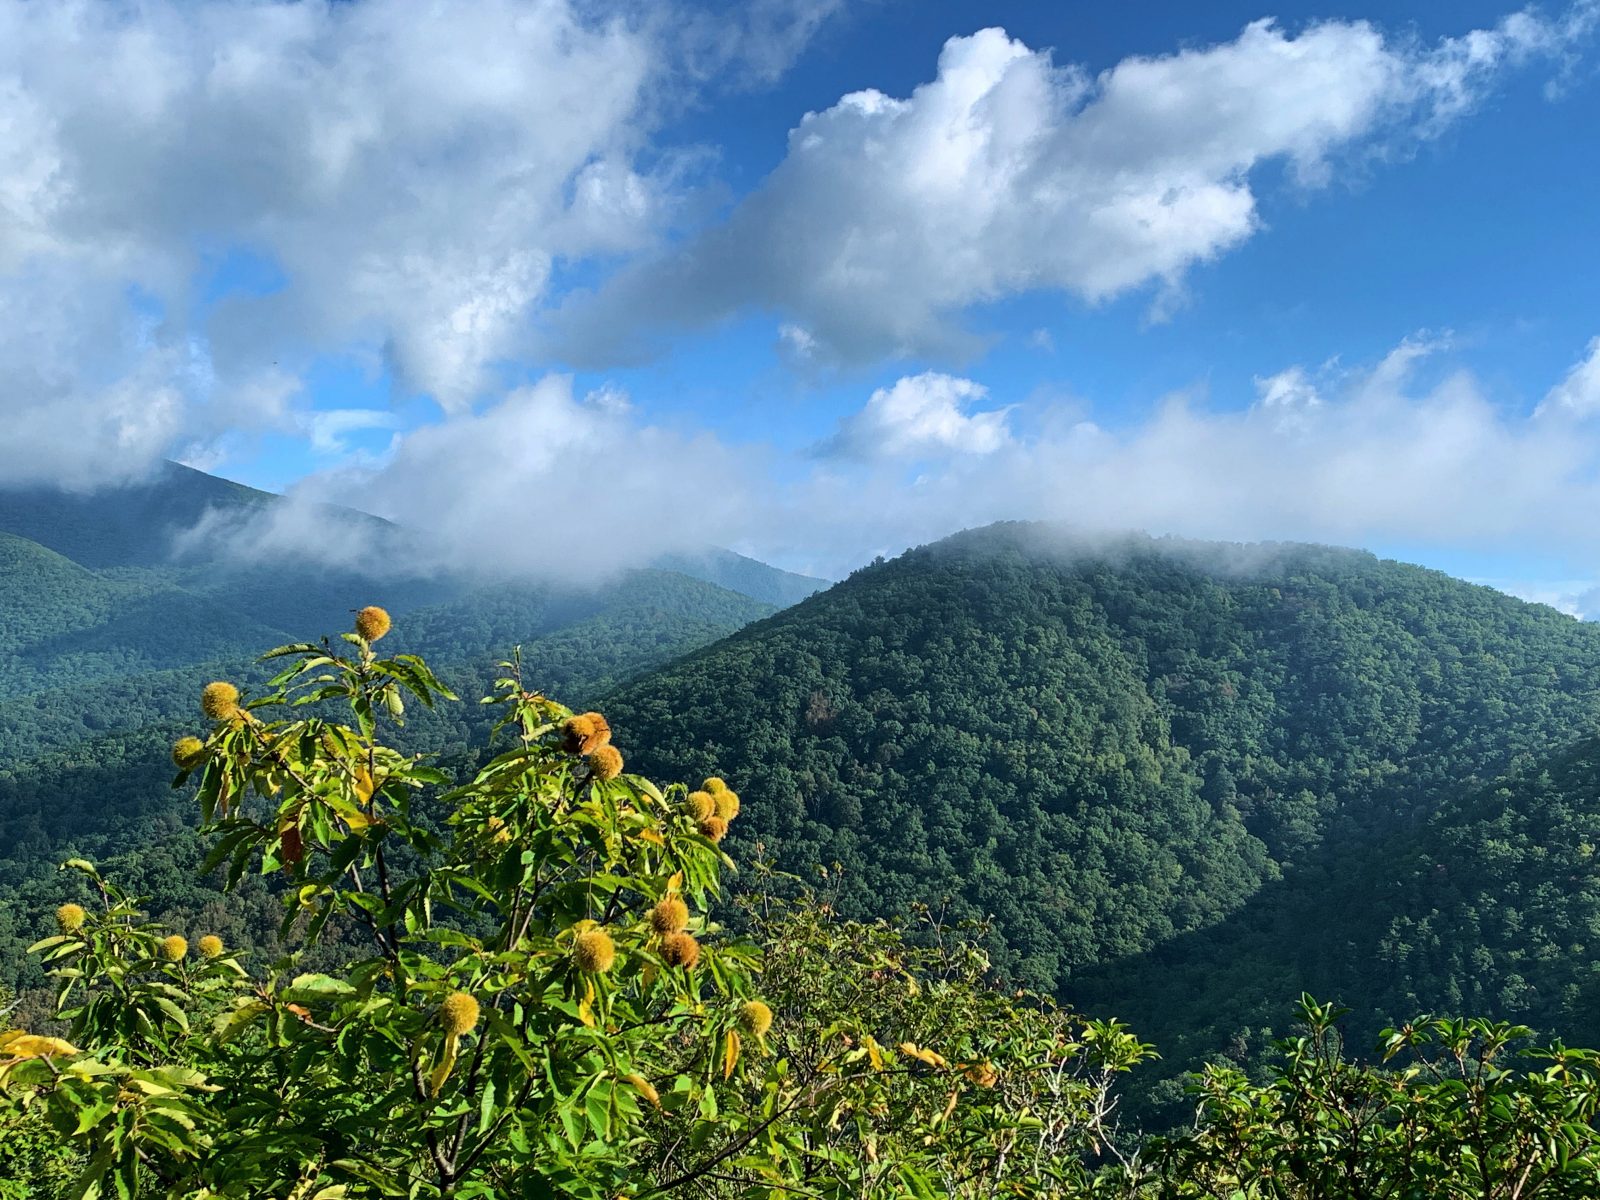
[[181, 334, 1600, 598]]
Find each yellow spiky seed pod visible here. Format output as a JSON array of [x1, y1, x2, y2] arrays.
[[560, 714, 591, 753], [160, 935, 188, 962], [560, 712, 611, 755], [573, 928, 616, 973], [587, 745, 624, 781], [486, 816, 512, 845], [649, 896, 689, 934], [355, 605, 391, 642], [737, 1000, 773, 1038], [55, 903, 86, 933], [200, 681, 240, 721], [686, 790, 715, 820], [703, 777, 729, 795], [171, 736, 206, 770], [713, 789, 740, 821], [440, 992, 481, 1036], [198, 934, 224, 959], [697, 815, 729, 843], [660, 931, 701, 969]]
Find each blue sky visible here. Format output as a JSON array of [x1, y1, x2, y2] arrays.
[[4, 0, 1600, 604]]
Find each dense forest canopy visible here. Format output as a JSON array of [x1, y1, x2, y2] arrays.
[[605, 523, 1600, 1061]]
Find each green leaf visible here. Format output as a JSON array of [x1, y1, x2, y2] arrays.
[[478, 1077, 498, 1136], [285, 973, 358, 1002]]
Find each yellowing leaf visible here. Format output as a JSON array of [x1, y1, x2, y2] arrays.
[[428, 1033, 461, 1096], [940, 1087, 960, 1124], [722, 1029, 742, 1079], [863, 1035, 885, 1072], [898, 1042, 948, 1068], [636, 829, 665, 846], [0, 1031, 79, 1058], [623, 1073, 660, 1108]]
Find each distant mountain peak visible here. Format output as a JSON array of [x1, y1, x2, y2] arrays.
[[653, 548, 829, 609]]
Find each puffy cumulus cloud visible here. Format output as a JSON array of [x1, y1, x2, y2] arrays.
[[265, 375, 760, 582], [817, 372, 1012, 459], [0, 0, 668, 485], [555, 9, 1597, 364]]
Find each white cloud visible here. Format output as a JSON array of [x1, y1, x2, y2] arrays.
[[1254, 365, 1324, 432], [675, 0, 851, 88], [0, 263, 190, 490], [1475, 578, 1595, 617], [1538, 336, 1600, 416], [0, 0, 670, 485], [819, 372, 1012, 459], [777, 322, 819, 363], [555, 10, 1596, 364], [303, 408, 399, 457], [271, 375, 758, 582], [771, 335, 1600, 577], [191, 333, 1600, 595], [1255, 366, 1323, 410]]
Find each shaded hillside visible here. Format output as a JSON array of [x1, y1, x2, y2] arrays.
[[604, 523, 1600, 997], [1, 460, 314, 568], [0, 465, 802, 993], [1075, 732, 1600, 1105]]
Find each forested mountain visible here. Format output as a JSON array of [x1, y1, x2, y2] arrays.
[[654, 548, 827, 607], [603, 523, 1600, 1066], [12, 506, 1600, 1110], [1078, 732, 1600, 1101], [0, 460, 278, 568], [0, 467, 810, 996]]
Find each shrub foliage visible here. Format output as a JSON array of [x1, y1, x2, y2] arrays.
[[0, 614, 1149, 1198]]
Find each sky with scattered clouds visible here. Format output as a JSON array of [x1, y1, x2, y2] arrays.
[[4, 0, 1600, 609]]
